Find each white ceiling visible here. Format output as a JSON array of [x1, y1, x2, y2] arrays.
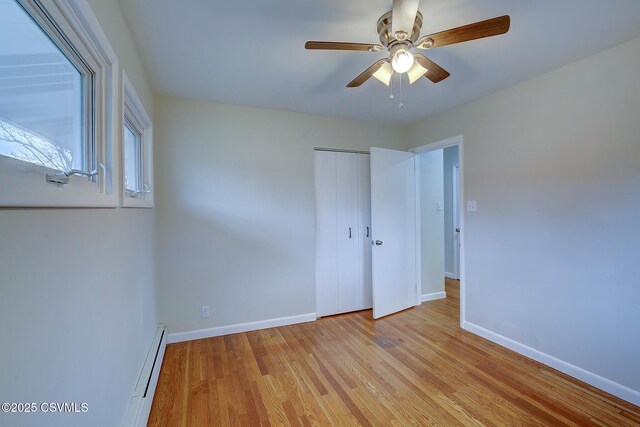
[[118, 0, 640, 124]]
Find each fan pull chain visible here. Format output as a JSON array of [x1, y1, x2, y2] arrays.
[[389, 74, 395, 100], [398, 73, 404, 109]]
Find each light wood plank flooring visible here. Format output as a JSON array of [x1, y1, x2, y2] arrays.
[[148, 279, 640, 426]]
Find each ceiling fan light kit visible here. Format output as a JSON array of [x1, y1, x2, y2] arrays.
[[373, 62, 394, 85], [407, 61, 428, 84], [391, 45, 415, 73], [305, 0, 510, 95]]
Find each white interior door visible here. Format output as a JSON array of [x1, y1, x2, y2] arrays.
[[370, 147, 417, 319]]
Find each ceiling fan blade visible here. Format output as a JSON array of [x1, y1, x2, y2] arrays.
[[347, 60, 388, 88], [414, 54, 450, 83], [416, 15, 510, 49], [392, 0, 420, 38], [305, 41, 383, 52]]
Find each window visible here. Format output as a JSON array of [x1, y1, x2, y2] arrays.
[[0, 0, 117, 207], [0, 0, 92, 172], [122, 72, 153, 208], [123, 119, 142, 193]]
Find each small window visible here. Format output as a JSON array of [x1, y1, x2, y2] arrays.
[[123, 119, 142, 193], [121, 72, 153, 208], [0, 0, 93, 172]]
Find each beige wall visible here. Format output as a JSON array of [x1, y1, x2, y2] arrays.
[[154, 96, 406, 334], [407, 36, 640, 395], [0, 1, 156, 426]]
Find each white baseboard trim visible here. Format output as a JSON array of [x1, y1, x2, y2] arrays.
[[463, 321, 640, 406], [421, 291, 447, 303], [167, 312, 317, 344], [445, 272, 458, 279]]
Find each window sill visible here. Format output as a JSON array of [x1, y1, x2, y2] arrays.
[[122, 192, 154, 209], [0, 156, 118, 208]]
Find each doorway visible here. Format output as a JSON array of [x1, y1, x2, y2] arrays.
[[412, 136, 465, 326]]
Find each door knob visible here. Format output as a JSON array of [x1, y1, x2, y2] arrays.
[[455, 228, 460, 232], [374, 240, 383, 246]]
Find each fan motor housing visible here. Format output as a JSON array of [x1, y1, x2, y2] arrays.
[[377, 11, 423, 46]]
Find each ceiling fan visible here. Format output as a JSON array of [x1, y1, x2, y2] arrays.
[[305, 0, 510, 88]]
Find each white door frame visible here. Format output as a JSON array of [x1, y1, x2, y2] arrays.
[[452, 163, 460, 280], [410, 135, 466, 327]]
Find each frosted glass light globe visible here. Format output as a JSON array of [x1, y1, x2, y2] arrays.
[[392, 49, 414, 73]]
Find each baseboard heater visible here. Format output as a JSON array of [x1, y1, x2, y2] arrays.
[[123, 324, 167, 427]]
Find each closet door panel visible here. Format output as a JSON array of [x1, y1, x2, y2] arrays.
[[358, 154, 373, 309], [336, 153, 360, 314], [314, 151, 338, 317]]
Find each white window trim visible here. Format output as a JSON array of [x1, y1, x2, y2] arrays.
[[0, 0, 118, 207], [121, 71, 153, 208]]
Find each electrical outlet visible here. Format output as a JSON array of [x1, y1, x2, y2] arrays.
[[201, 305, 210, 319], [466, 200, 477, 212]]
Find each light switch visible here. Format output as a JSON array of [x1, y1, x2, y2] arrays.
[[466, 200, 477, 212], [436, 201, 443, 211]]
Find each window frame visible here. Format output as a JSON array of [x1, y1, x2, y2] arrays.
[[0, 0, 118, 207], [121, 71, 153, 208], [123, 116, 143, 194]]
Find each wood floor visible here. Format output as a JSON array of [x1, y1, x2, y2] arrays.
[[148, 279, 640, 426]]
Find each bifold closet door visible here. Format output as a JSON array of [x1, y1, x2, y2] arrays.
[[315, 151, 338, 317], [336, 153, 361, 314], [315, 150, 372, 317]]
